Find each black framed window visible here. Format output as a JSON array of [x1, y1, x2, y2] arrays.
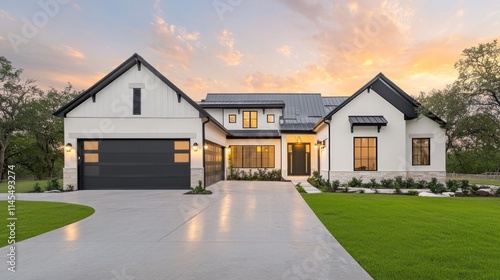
[[229, 114, 236, 123], [354, 137, 377, 171], [243, 111, 258, 128], [412, 138, 430, 165], [267, 114, 275, 123], [133, 88, 141, 115], [231, 145, 275, 168]]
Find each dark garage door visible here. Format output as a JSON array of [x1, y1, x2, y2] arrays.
[[78, 139, 190, 190], [204, 141, 224, 186]]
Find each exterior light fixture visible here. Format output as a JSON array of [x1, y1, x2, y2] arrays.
[[296, 136, 302, 144], [192, 143, 199, 152], [65, 143, 73, 152], [314, 140, 320, 149], [204, 143, 208, 150]]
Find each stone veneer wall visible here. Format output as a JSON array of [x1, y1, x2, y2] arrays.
[[63, 168, 78, 190], [191, 168, 204, 188], [329, 171, 446, 184]]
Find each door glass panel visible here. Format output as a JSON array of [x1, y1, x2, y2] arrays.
[[84, 153, 99, 163], [175, 141, 190, 150], [84, 141, 99, 150], [174, 153, 189, 163]]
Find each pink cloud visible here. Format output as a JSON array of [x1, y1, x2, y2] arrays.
[[217, 29, 243, 66]]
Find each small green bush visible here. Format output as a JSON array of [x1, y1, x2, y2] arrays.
[[446, 180, 459, 192], [359, 189, 365, 194], [295, 183, 306, 193], [227, 168, 282, 181], [185, 180, 212, 194], [45, 179, 62, 191], [380, 178, 394, 189], [66, 184, 75, 191], [342, 185, 349, 193], [347, 177, 363, 188], [471, 184, 480, 195], [495, 187, 500, 196], [322, 180, 340, 193], [461, 180, 470, 194], [32, 183, 42, 193], [394, 184, 402, 194], [407, 189, 419, 196], [416, 179, 428, 189], [404, 178, 415, 189], [428, 178, 445, 194]]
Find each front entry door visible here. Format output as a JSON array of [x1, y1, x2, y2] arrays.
[[288, 143, 310, 176]]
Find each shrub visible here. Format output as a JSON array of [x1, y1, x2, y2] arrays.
[[404, 178, 415, 189], [416, 179, 428, 189], [471, 184, 480, 195], [343, 185, 349, 193], [227, 168, 282, 181], [32, 183, 42, 193], [407, 189, 419, 196], [186, 180, 212, 194], [347, 177, 363, 188], [295, 183, 306, 193], [461, 180, 470, 194], [428, 178, 445, 194], [359, 189, 365, 194], [446, 180, 459, 192], [394, 184, 402, 194], [380, 178, 394, 189], [394, 176, 404, 187], [45, 179, 62, 191], [322, 180, 340, 193], [66, 184, 75, 191]]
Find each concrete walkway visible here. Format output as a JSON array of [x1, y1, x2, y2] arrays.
[[0, 181, 371, 280], [290, 176, 322, 193]]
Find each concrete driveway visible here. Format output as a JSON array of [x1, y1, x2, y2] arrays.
[[0, 181, 371, 280]]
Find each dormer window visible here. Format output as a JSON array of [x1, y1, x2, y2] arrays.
[[243, 111, 257, 128]]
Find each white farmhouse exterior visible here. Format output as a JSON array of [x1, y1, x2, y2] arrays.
[[55, 54, 446, 190]]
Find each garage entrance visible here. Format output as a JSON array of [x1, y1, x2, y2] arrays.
[[204, 141, 224, 186], [78, 139, 190, 190]]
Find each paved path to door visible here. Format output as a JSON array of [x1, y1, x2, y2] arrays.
[[0, 181, 371, 280]]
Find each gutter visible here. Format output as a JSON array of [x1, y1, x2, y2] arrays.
[[324, 119, 331, 182]]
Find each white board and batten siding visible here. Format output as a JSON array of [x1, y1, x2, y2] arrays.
[[67, 66, 200, 118]]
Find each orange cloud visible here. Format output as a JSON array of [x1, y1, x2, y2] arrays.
[[217, 29, 243, 66], [150, 16, 200, 69], [59, 45, 85, 60], [276, 45, 292, 57]]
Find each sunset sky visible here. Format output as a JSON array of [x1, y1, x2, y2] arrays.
[[1, 0, 499, 100]]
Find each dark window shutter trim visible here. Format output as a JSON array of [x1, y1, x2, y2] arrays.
[[133, 88, 141, 115]]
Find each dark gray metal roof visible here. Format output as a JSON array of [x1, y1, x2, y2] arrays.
[[200, 100, 285, 108], [349, 116, 388, 125], [204, 93, 326, 131], [228, 130, 281, 138], [349, 115, 388, 133], [322, 96, 349, 113]]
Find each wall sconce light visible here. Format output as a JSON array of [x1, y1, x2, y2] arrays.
[[296, 136, 302, 144], [204, 143, 208, 150], [314, 140, 320, 149], [65, 143, 73, 152], [192, 143, 199, 152]]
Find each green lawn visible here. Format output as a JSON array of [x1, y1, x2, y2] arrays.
[[0, 201, 94, 248], [303, 194, 500, 280], [0, 179, 62, 193]]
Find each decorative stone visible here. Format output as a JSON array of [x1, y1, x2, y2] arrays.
[[44, 190, 61, 193], [418, 192, 447, 197]]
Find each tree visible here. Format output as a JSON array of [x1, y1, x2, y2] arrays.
[[15, 85, 80, 178], [0, 57, 42, 180], [455, 39, 500, 114]]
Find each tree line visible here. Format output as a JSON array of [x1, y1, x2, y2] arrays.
[[0, 57, 80, 181], [1, 40, 499, 180], [417, 39, 500, 173]]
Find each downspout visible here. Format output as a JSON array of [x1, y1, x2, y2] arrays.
[[325, 119, 331, 182], [202, 118, 210, 188]]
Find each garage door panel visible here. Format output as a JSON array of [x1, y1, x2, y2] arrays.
[[84, 177, 189, 190], [79, 139, 190, 190]]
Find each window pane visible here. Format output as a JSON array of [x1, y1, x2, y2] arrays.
[[175, 141, 190, 150], [229, 115, 236, 123], [84, 141, 99, 150], [267, 114, 274, 123], [174, 153, 189, 163], [84, 153, 99, 163], [412, 138, 430, 166], [353, 137, 377, 171]]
